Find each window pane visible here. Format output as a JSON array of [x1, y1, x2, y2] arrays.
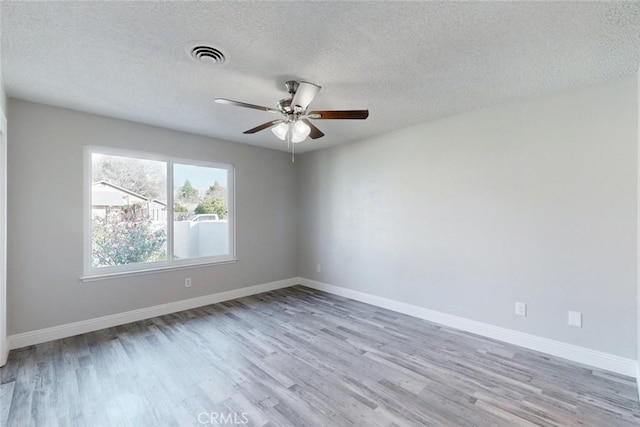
[[91, 153, 167, 268], [173, 163, 230, 260]]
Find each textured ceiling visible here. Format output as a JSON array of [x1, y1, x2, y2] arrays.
[[2, 2, 640, 154]]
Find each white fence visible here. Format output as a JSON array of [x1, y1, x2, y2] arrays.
[[174, 220, 229, 259]]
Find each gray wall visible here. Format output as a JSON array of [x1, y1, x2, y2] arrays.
[[298, 76, 638, 359], [7, 99, 297, 335], [0, 81, 5, 115], [0, 82, 6, 365], [0, 67, 6, 114], [0, 5, 6, 114], [0, 10, 5, 114]]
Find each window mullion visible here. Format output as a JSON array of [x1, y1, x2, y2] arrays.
[[167, 159, 174, 264]]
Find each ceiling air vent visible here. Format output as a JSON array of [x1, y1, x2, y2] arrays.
[[188, 43, 226, 65]]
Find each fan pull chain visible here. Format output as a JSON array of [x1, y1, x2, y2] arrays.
[[287, 125, 294, 162]]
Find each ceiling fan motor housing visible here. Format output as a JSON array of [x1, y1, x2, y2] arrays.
[[278, 98, 293, 113], [285, 80, 299, 95]]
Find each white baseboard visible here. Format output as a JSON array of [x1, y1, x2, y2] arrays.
[[7, 276, 639, 379], [637, 365, 640, 401], [7, 278, 298, 351], [0, 339, 7, 367], [298, 278, 638, 377]]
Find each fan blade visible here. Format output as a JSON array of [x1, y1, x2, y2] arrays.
[[243, 120, 283, 134], [291, 81, 321, 112], [308, 110, 369, 120], [302, 119, 325, 139], [214, 98, 280, 114]]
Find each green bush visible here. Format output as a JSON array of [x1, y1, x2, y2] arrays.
[[173, 202, 188, 213], [92, 210, 166, 267], [194, 197, 227, 219]]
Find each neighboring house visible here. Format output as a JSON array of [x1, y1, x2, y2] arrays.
[[91, 181, 166, 221], [147, 199, 167, 221]]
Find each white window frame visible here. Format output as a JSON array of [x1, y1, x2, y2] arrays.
[[83, 146, 236, 281]]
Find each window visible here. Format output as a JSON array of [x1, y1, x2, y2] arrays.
[[173, 162, 230, 261], [84, 147, 235, 278]]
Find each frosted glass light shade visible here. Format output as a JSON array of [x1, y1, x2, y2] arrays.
[[271, 122, 289, 140], [291, 121, 310, 143], [271, 120, 310, 143]]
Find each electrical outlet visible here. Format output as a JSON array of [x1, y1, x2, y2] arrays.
[[568, 311, 582, 327], [316, 264, 321, 273], [184, 277, 192, 288], [515, 302, 526, 317]]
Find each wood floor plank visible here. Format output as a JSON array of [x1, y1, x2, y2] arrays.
[[1, 285, 639, 426]]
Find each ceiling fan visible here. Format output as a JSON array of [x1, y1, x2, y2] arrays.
[[214, 80, 369, 145]]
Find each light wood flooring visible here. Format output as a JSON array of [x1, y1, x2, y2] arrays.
[[1, 285, 639, 426]]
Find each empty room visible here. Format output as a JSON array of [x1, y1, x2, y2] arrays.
[[1, 1, 640, 426]]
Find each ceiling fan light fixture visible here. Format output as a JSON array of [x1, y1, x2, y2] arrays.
[[291, 120, 311, 143], [291, 133, 305, 143], [271, 122, 289, 140], [271, 120, 310, 143]]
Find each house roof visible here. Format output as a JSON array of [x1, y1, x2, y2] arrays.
[[92, 181, 166, 207]]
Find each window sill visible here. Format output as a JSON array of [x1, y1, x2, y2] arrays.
[[80, 258, 238, 282]]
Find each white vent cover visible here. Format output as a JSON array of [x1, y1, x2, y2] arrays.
[[186, 42, 227, 65]]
